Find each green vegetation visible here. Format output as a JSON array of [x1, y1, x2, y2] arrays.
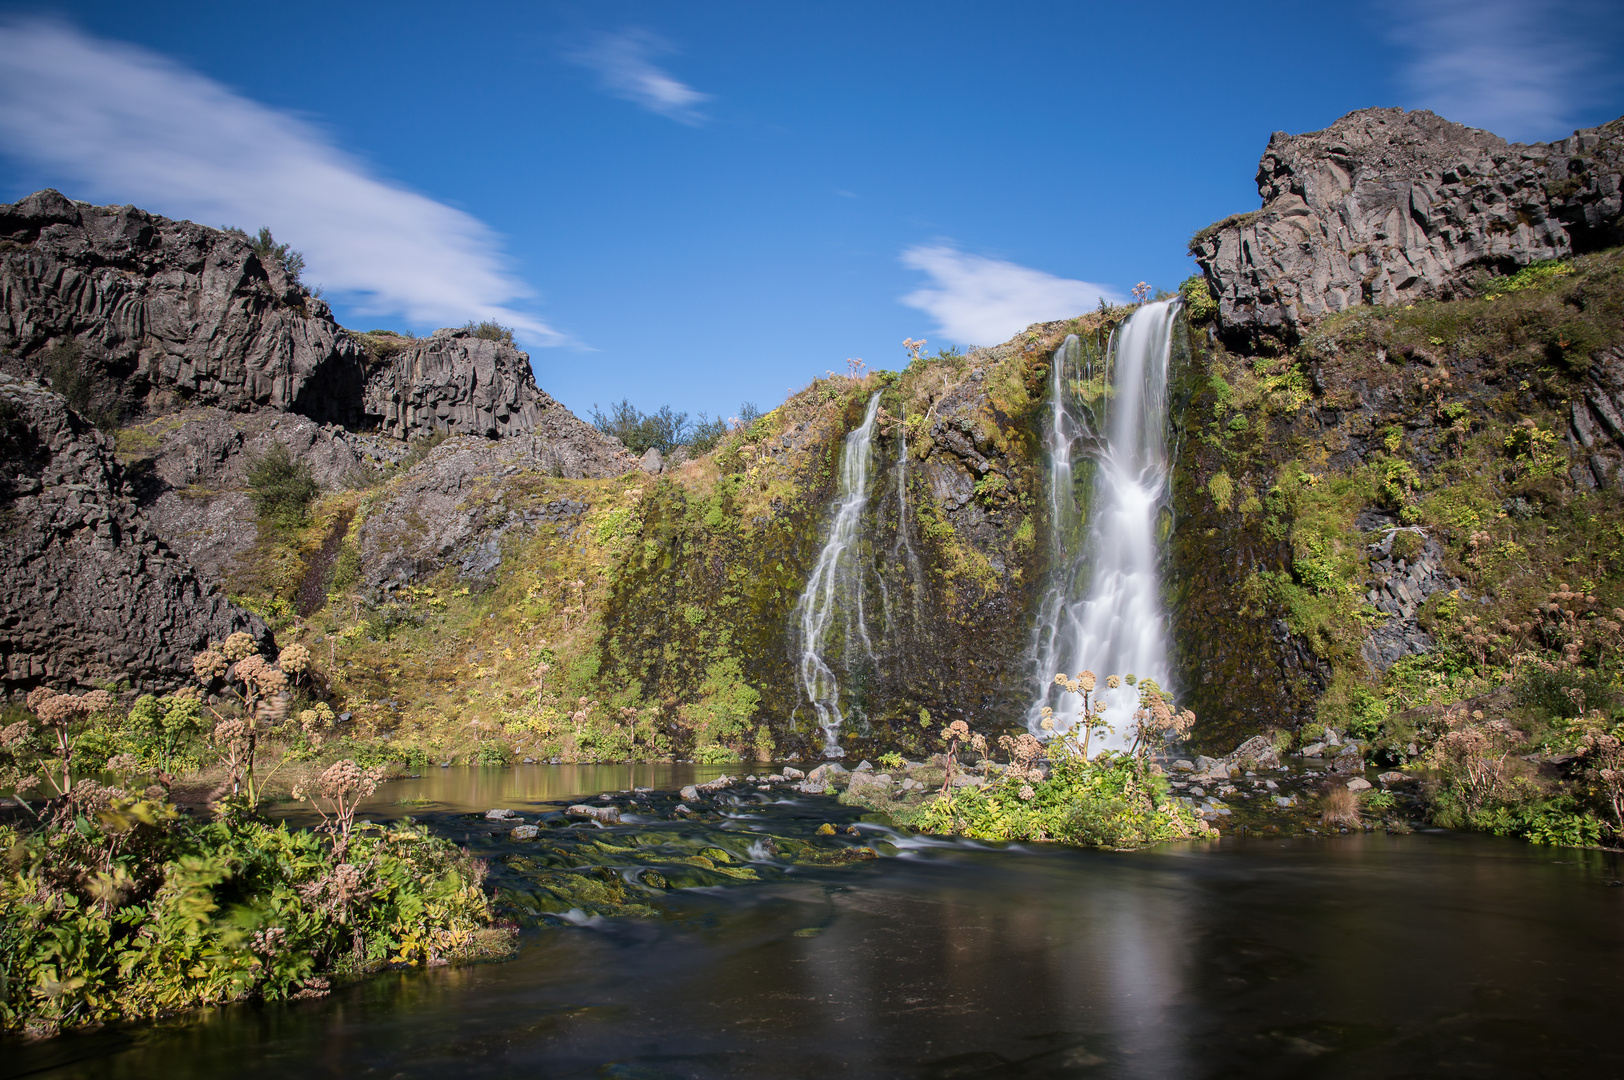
[[0, 793, 505, 1038], [461, 320, 515, 345], [1180, 273, 1218, 323], [903, 677, 1210, 848], [1171, 245, 1624, 848], [246, 443, 319, 528], [225, 226, 306, 286], [40, 340, 121, 430]]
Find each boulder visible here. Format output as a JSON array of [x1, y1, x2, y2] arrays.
[[510, 824, 540, 840], [484, 808, 517, 820], [1345, 777, 1373, 793], [1225, 735, 1282, 771], [1194, 109, 1624, 343], [806, 763, 849, 788], [679, 784, 701, 802], [639, 446, 663, 474], [566, 804, 620, 824], [781, 766, 805, 781]]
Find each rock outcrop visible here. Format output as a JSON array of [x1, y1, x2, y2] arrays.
[[357, 432, 628, 595], [1194, 109, 1624, 341], [117, 408, 408, 585], [0, 189, 368, 422], [362, 329, 561, 440], [0, 375, 268, 693]]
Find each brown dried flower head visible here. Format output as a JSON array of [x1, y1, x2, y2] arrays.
[[222, 632, 258, 662], [277, 643, 311, 676]]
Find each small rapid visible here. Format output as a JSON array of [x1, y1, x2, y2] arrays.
[[791, 392, 884, 756], [1027, 299, 1180, 746]]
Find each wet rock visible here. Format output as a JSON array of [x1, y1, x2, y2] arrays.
[[679, 785, 701, 802], [566, 804, 620, 824], [510, 824, 540, 840], [1330, 744, 1367, 774], [806, 763, 849, 788], [1273, 795, 1298, 808], [1300, 742, 1327, 758], [1172, 759, 1196, 773], [696, 775, 737, 794], [781, 766, 805, 781], [485, 808, 518, 820], [1377, 771, 1410, 785]]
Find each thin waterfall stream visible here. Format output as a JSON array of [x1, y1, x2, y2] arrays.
[[792, 392, 884, 756], [1027, 299, 1180, 746]]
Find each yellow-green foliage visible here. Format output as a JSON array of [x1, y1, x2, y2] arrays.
[[1207, 470, 1234, 512], [910, 751, 1211, 848], [680, 654, 762, 762], [0, 803, 503, 1037]]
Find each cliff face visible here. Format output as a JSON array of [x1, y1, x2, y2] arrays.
[[0, 376, 269, 693], [1193, 109, 1624, 345], [0, 189, 368, 423], [362, 329, 565, 441]]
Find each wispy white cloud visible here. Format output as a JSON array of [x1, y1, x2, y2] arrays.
[[1388, 0, 1619, 142], [899, 245, 1121, 347], [0, 19, 567, 345], [566, 30, 711, 125]]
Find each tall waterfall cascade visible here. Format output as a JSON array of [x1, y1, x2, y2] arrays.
[[1027, 299, 1180, 748], [792, 392, 884, 757]]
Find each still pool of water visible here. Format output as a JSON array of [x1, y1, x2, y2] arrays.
[[9, 768, 1624, 1079]]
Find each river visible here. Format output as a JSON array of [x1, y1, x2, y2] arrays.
[[8, 766, 1623, 1079]]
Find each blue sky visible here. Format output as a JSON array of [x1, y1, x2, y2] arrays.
[[2, 1, 1622, 423]]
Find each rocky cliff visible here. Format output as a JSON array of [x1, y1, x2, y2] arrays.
[[1193, 109, 1624, 345], [0, 375, 269, 693], [362, 329, 571, 441], [0, 189, 368, 423]]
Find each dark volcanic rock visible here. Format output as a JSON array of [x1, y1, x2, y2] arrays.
[[0, 375, 268, 694], [358, 431, 629, 594], [364, 328, 573, 441], [119, 407, 407, 585], [1194, 109, 1624, 342], [0, 189, 368, 423]]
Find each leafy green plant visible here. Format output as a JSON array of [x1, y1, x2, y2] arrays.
[[246, 443, 319, 527], [1180, 274, 1218, 323], [0, 790, 505, 1038]]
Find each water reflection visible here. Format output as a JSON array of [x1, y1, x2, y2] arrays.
[[277, 762, 740, 824], [9, 797, 1624, 1079]]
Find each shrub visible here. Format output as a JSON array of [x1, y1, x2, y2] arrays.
[[462, 320, 515, 345], [226, 226, 306, 285], [246, 443, 318, 527], [590, 399, 690, 455]]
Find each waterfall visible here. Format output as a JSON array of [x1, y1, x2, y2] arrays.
[[792, 392, 884, 756], [1027, 299, 1180, 748]]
